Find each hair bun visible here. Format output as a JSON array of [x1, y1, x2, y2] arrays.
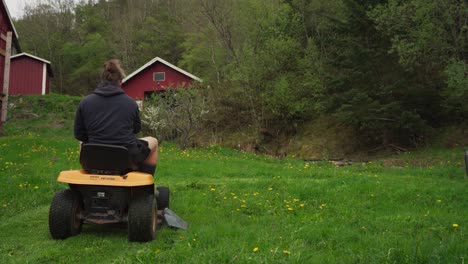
[[102, 59, 126, 82]]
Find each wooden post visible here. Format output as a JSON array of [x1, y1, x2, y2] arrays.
[[1, 31, 12, 123]]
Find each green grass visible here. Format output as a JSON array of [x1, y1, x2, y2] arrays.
[[0, 95, 467, 263]]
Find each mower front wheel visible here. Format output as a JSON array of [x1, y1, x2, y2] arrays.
[[128, 194, 157, 242], [49, 189, 83, 239]]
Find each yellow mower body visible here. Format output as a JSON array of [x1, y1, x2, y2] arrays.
[[58, 170, 154, 187]]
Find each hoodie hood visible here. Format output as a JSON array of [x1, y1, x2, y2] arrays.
[[93, 81, 125, 97]]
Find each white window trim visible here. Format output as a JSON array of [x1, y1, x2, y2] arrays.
[[153, 72, 165, 81]]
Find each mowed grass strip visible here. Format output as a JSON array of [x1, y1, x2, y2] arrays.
[[0, 96, 466, 263]]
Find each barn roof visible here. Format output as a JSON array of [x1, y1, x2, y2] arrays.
[[123, 57, 202, 83], [11, 52, 54, 77], [11, 53, 50, 64], [2, 0, 19, 39]]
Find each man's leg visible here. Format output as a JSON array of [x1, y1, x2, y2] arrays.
[[139, 137, 158, 175]]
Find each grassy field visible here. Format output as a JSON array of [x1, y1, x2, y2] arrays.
[[0, 95, 467, 263]]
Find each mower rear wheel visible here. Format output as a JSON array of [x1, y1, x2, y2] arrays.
[[49, 189, 83, 239], [128, 194, 157, 242], [156, 186, 170, 209]]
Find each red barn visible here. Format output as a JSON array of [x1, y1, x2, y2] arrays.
[[9, 53, 53, 95], [0, 0, 20, 90], [122, 57, 202, 104], [1, 0, 21, 125]]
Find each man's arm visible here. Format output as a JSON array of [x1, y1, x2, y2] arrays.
[[74, 106, 88, 142]]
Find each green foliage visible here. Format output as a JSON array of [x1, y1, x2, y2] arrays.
[[62, 33, 110, 95], [369, 0, 466, 70], [9, 94, 80, 116], [134, 15, 185, 65], [442, 59, 468, 120], [369, 0, 467, 128], [4, 94, 81, 137]]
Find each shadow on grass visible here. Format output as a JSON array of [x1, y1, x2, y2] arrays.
[[80, 223, 181, 241], [81, 223, 128, 238]]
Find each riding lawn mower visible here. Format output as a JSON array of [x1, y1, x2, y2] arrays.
[[48, 143, 187, 242]]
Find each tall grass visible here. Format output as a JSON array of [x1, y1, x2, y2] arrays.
[[0, 95, 466, 263]]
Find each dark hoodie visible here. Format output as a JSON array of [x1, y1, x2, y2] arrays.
[[74, 81, 141, 147]]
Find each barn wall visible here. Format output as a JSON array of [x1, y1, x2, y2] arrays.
[[0, 5, 11, 92], [123, 62, 194, 100], [0, 5, 10, 91], [9, 57, 44, 95]]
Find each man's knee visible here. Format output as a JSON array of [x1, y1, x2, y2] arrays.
[[142, 136, 158, 150]]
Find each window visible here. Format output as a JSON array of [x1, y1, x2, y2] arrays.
[[153, 72, 165, 81]]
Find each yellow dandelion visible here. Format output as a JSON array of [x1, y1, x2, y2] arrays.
[[210, 188, 216, 191], [34, 186, 39, 189], [283, 250, 291, 255], [453, 224, 459, 228], [287, 207, 294, 211], [223, 197, 227, 200], [268, 187, 273, 191], [241, 204, 247, 208], [253, 247, 259, 253], [300, 203, 305, 207]]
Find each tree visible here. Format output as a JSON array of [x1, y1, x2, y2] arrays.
[[369, 0, 468, 123], [62, 33, 110, 95], [133, 15, 185, 67]]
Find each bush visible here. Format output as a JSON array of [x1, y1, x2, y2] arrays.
[[141, 87, 209, 149]]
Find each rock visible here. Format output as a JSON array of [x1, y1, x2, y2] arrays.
[[12, 112, 39, 119]]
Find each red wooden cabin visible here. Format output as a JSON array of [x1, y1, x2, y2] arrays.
[[1, 0, 21, 126], [9, 53, 53, 95], [0, 0, 20, 90], [122, 57, 202, 104]]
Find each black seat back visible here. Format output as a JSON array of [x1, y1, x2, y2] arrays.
[[80, 144, 131, 175]]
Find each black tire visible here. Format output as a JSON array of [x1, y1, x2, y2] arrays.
[[49, 189, 83, 239], [128, 194, 157, 242], [156, 186, 170, 209]]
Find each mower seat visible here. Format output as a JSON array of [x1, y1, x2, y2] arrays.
[[80, 144, 132, 175]]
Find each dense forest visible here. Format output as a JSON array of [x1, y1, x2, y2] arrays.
[[15, 0, 467, 154]]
